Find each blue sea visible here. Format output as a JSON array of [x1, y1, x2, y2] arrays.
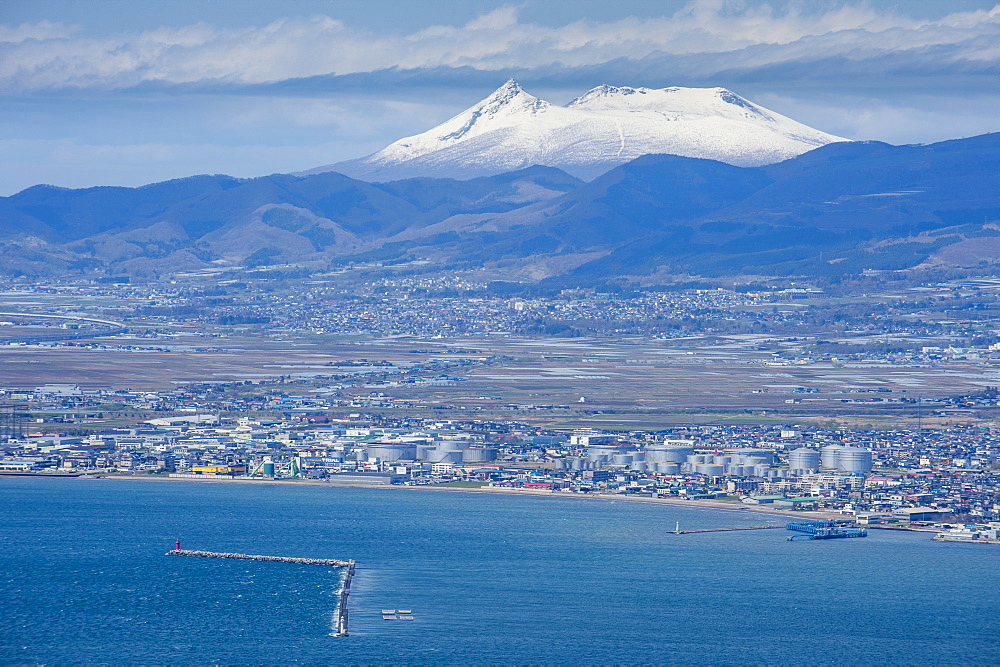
[[1, 477, 998, 665]]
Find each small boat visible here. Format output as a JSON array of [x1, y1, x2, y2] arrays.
[[397, 609, 412, 614], [381, 609, 396, 614], [399, 616, 414, 621]]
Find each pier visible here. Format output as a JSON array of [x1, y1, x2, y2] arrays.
[[671, 524, 784, 534], [167, 546, 356, 636]]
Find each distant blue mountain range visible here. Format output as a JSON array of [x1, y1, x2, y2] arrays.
[[1, 134, 998, 282]]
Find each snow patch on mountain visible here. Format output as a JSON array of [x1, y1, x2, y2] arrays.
[[304, 80, 848, 181]]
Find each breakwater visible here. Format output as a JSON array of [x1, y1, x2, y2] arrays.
[[334, 560, 355, 636], [673, 525, 784, 534], [166, 549, 352, 567], [167, 548, 356, 636]]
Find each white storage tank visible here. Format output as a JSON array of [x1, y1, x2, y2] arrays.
[[664, 446, 694, 462], [695, 464, 725, 476], [643, 446, 670, 462], [462, 447, 498, 463], [821, 444, 844, 470], [431, 449, 463, 464], [645, 445, 692, 463], [837, 447, 873, 473], [612, 453, 633, 466], [741, 456, 769, 468], [367, 443, 416, 462], [734, 449, 775, 465], [437, 439, 471, 452], [788, 447, 821, 472], [587, 444, 623, 462]]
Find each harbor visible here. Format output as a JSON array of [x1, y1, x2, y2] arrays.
[[669, 520, 867, 540], [6, 471, 1000, 665]]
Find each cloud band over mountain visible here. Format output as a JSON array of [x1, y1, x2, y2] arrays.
[[2, 2, 999, 92], [1, 1, 998, 195]]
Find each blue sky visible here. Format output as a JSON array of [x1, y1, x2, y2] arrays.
[[2, 0, 999, 194]]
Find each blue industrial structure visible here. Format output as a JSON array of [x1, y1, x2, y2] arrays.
[[786, 520, 867, 540]]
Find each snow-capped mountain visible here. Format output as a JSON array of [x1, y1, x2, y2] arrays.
[[303, 80, 848, 181]]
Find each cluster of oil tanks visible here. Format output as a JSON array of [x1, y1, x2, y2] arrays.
[[363, 440, 499, 464], [361, 437, 872, 477], [564, 441, 788, 478], [572, 440, 872, 478], [823, 445, 872, 473], [785, 445, 872, 474], [784, 445, 873, 474]]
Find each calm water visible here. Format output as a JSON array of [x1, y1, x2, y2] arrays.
[[1, 477, 998, 665]]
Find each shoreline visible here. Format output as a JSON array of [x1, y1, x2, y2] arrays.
[[12, 471, 855, 523]]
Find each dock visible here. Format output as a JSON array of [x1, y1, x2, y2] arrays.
[[786, 520, 867, 540]]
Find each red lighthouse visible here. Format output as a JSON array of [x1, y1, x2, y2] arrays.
[[175, 539, 181, 551]]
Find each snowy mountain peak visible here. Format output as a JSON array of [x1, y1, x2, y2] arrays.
[[568, 84, 769, 120], [489, 77, 524, 100], [303, 81, 849, 181], [567, 84, 647, 107], [467, 78, 549, 121]]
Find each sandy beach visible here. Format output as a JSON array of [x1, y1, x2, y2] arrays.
[[50, 471, 855, 523]]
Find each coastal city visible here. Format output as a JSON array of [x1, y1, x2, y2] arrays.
[[4, 274, 1000, 545], [6, 1, 1000, 664], [4, 383, 1000, 543]]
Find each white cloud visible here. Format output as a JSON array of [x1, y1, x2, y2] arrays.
[[752, 91, 1000, 145], [1, 2, 999, 91], [0, 20, 77, 43]]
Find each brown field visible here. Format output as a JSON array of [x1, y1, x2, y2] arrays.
[[4, 329, 999, 429]]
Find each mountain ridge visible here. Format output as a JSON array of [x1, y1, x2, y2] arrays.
[[1, 133, 999, 283], [302, 80, 848, 181]]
